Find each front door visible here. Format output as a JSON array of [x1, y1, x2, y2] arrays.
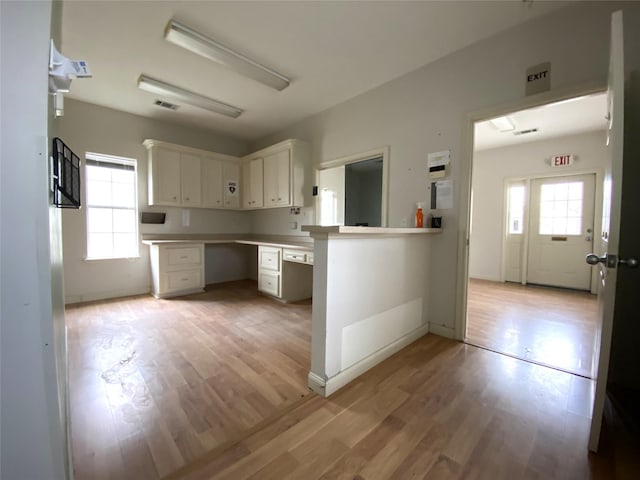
[[527, 173, 595, 290], [588, 10, 623, 452]]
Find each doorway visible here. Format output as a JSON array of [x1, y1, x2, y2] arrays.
[[464, 92, 607, 377]]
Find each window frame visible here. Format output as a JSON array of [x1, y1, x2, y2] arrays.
[[84, 152, 140, 260]]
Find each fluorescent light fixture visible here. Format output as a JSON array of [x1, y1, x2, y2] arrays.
[[137, 75, 243, 118], [165, 19, 290, 91], [489, 116, 516, 132]]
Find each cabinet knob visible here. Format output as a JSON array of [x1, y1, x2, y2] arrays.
[[278, 197, 281, 201], [271, 198, 275, 202]]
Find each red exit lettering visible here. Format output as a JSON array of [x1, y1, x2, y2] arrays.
[[552, 155, 573, 167]]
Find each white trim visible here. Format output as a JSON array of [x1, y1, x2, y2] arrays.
[[315, 145, 390, 227], [455, 82, 607, 341], [428, 323, 455, 339], [65, 286, 150, 305], [306, 324, 429, 397]]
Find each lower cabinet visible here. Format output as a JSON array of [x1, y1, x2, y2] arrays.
[[258, 245, 312, 302], [149, 244, 205, 298]]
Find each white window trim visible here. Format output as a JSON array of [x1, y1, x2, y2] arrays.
[[84, 152, 140, 260]]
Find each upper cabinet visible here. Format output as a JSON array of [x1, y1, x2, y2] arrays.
[[144, 139, 240, 210], [144, 138, 309, 211], [243, 157, 263, 209], [202, 155, 241, 209], [242, 139, 309, 210]]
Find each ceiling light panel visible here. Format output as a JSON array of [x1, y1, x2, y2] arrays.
[[165, 19, 290, 91], [489, 116, 516, 132], [138, 75, 243, 118]]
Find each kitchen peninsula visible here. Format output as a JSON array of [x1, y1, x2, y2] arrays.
[[301, 225, 442, 396]]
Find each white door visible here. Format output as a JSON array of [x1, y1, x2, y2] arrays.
[[588, 10, 623, 452], [527, 174, 595, 290]]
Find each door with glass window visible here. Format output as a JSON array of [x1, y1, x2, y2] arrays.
[[527, 173, 595, 290]]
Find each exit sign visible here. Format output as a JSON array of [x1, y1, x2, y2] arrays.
[[552, 154, 574, 167]]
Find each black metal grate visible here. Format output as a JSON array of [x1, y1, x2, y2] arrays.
[[52, 137, 81, 208]]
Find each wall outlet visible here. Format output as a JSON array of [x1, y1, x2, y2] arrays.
[[289, 221, 298, 230], [400, 217, 408, 227]]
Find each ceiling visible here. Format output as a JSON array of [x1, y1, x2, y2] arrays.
[[60, 1, 569, 142], [474, 92, 608, 151]]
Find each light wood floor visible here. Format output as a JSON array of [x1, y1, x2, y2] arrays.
[[466, 279, 598, 377], [66, 280, 312, 479], [173, 335, 612, 480], [67, 280, 613, 479]]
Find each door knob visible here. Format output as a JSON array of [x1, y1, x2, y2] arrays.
[[586, 253, 639, 269], [619, 257, 639, 268], [586, 254, 606, 265]]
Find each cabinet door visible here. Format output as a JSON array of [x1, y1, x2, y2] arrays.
[[202, 157, 223, 208], [243, 157, 263, 208], [264, 149, 290, 207], [223, 161, 240, 209], [180, 152, 202, 206], [152, 147, 181, 205]]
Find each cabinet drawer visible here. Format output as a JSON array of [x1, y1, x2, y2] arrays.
[[283, 250, 307, 263], [165, 270, 202, 291], [258, 272, 280, 297], [259, 247, 281, 272], [166, 247, 202, 266]]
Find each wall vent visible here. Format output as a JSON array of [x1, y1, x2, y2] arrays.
[[154, 99, 179, 110], [513, 128, 539, 136]]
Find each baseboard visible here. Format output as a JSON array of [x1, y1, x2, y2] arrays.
[[65, 286, 151, 304], [307, 324, 430, 397], [428, 323, 455, 339]]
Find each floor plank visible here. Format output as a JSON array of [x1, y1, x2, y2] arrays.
[[466, 278, 597, 377], [66, 280, 312, 480], [193, 335, 613, 480]]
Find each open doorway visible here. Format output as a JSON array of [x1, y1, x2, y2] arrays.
[[465, 92, 607, 378]]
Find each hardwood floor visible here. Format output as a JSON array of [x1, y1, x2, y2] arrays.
[[67, 280, 614, 479], [176, 335, 612, 480], [466, 279, 598, 377], [66, 280, 312, 479]]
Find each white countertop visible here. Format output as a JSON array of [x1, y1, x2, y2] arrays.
[[301, 225, 442, 235], [141, 234, 313, 250]]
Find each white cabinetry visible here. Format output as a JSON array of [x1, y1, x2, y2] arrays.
[[258, 246, 281, 297], [263, 149, 291, 207], [242, 139, 309, 210], [202, 156, 241, 209], [149, 147, 181, 206], [144, 139, 241, 210], [258, 245, 313, 302], [243, 157, 263, 209], [149, 243, 205, 298], [180, 152, 201, 206]]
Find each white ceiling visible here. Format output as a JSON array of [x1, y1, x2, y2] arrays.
[[60, 1, 569, 142], [474, 92, 608, 151]]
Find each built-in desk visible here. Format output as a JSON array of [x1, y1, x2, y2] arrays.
[[142, 234, 313, 300]]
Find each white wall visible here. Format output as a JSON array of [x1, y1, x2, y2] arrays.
[[309, 233, 431, 396], [56, 99, 253, 302], [470, 130, 608, 281], [253, 2, 640, 334], [1, 1, 68, 478]]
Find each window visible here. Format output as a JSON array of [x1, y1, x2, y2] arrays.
[[507, 184, 525, 234], [539, 181, 583, 235], [85, 153, 138, 259]]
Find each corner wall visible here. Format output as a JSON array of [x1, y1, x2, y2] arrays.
[[55, 99, 252, 303]]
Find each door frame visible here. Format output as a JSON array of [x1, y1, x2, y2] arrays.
[[455, 83, 606, 341], [500, 170, 602, 294]]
